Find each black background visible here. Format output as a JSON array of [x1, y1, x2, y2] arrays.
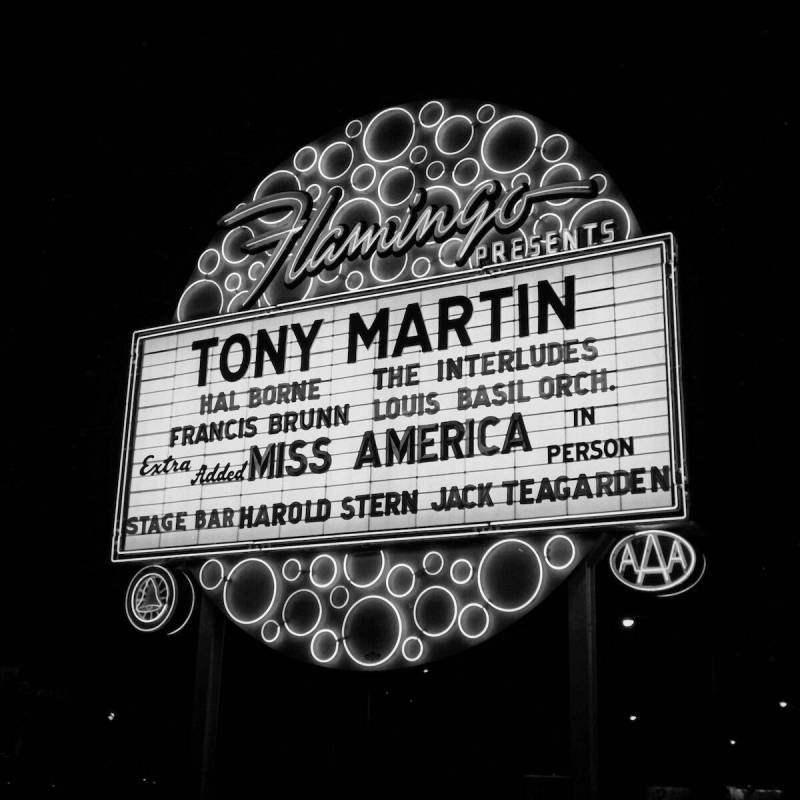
[[3, 21, 797, 799]]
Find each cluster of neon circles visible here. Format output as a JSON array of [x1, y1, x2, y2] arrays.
[[190, 534, 580, 669], [176, 100, 638, 322]]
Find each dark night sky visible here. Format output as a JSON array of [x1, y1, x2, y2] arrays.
[[4, 22, 797, 799]]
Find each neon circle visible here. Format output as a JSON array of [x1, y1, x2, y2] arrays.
[[402, 636, 424, 662], [413, 586, 458, 638], [435, 114, 474, 156], [343, 551, 386, 588], [533, 212, 563, 236], [319, 141, 354, 180], [541, 133, 570, 163], [282, 589, 323, 637], [453, 157, 480, 187], [438, 237, 464, 269], [282, 557, 302, 581], [476, 103, 496, 123], [260, 619, 280, 644], [342, 595, 403, 668], [363, 106, 416, 163], [480, 114, 539, 174], [199, 559, 224, 590], [377, 166, 415, 207], [458, 603, 490, 639], [221, 226, 253, 265], [345, 270, 364, 291], [370, 251, 407, 284], [306, 183, 322, 202], [425, 160, 445, 180], [329, 585, 350, 609], [345, 119, 362, 138], [293, 145, 317, 173], [590, 172, 608, 194], [477, 539, 543, 613], [423, 551, 444, 575], [540, 162, 582, 206], [125, 567, 177, 633], [223, 559, 277, 625], [411, 256, 431, 278], [167, 573, 196, 637], [177, 279, 223, 322], [247, 260, 265, 282], [223, 272, 242, 293], [310, 629, 339, 664], [450, 558, 473, 585], [350, 162, 376, 192], [409, 145, 427, 164], [544, 534, 576, 570], [310, 554, 338, 588], [419, 100, 445, 128], [385, 563, 416, 598], [197, 248, 220, 275]]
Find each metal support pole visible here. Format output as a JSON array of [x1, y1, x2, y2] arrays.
[[567, 551, 601, 799], [192, 592, 226, 799]]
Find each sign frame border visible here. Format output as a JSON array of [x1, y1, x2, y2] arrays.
[[112, 233, 687, 563]]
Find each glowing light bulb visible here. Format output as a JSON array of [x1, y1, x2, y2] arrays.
[[729, 739, 736, 746], [107, 712, 115, 721], [621, 618, 635, 628], [628, 715, 637, 722], [779, 701, 788, 709]]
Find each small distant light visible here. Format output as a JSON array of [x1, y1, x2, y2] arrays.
[[423, 668, 429, 674], [628, 714, 637, 722], [107, 711, 116, 721], [779, 701, 788, 709], [622, 618, 635, 628], [729, 739, 736, 746]]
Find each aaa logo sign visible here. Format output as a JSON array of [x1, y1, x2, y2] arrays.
[[609, 531, 696, 593]]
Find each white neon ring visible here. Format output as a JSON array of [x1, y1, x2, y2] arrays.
[[411, 256, 431, 278], [385, 563, 416, 599], [589, 173, 608, 194], [282, 589, 323, 637], [350, 162, 376, 192], [293, 145, 317, 173], [306, 183, 322, 202], [343, 551, 386, 588], [480, 114, 539, 174], [402, 636, 424, 662], [425, 161, 445, 180], [477, 539, 543, 613], [476, 103, 496, 123], [318, 141, 354, 180], [435, 114, 474, 155], [222, 558, 277, 625], [345, 119, 363, 138], [282, 558, 302, 582], [197, 248, 220, 275], [423, 551, 444, 575], [199, 559, 224, 590], [541, 161, 582, 206], [363, 106, 416, 163], [438, 236, 463, 269], [378, 166, 416, 207], [167, 573, 196, 637], [413, 586, 457, 638], [458, 603, 490, 639], [329, 585, 350, 609], [176, 279, 223, 322], [450, 558, 473, 585], [310, 629, 339, 664], [342, 595, 403, 668], [541, 133, 570, 163], [345, 270, 364, 292], [260, 619, 280, 644], [125, 568, 177, 632], [409, 145, 427, 164], [369, 251, 407, 284], [544, 534, 576, 570], [453, 157, 480, 187], [310, 554, 338, 589], [419, 100, 445, 128]]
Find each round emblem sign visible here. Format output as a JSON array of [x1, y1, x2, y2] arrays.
[[125, 565, 178, 632]]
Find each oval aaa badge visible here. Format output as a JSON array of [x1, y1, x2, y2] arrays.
[[609, 530, 696, 593]]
